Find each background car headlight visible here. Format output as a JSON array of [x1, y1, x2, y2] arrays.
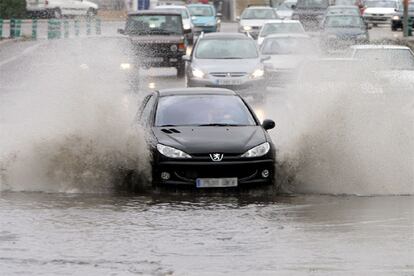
[[241, 142, 270, 158], [243, 25, 252, 31], [206, 21, 216, 26], [120, 63, 132, 70], [251, 68, 264, 78], [392, 15, 400, 20], [157, 144, 191, 159], [192, 68, 205, 78]]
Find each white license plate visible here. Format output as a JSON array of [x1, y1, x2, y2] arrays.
[[146, 57, 164, 63], [217, 79, 242, 85], [196, 178, 238, 188]]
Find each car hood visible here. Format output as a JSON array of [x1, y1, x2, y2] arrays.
[[191, 16, 216, 25], [293, 8, 326, 15], [240, 19, 270, 27], [192, 58, 261, 73], [264, 55, 308, 70], [364, 8, 395, 14], [153, 126, 266, 154], [128, 35, 184, 44], [84, 0, 98, 9], [277, 10, 293, 18]]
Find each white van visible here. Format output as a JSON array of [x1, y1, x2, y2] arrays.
[[26, 0, 99, 18]]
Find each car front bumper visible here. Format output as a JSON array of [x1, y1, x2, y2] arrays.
[[363, 15, 392, 24], [188, 76, 265, 91], [153, 159, 275, 187]]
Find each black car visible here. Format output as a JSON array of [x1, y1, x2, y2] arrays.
[[320, 14, 369, 50], [118, 11, 190, 78], [391, 4, 414, 31], [138, 88, 276, 188]]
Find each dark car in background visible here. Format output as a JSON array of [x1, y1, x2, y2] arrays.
[[118, 11, 190, 77], [185, 33, 266, 100], [391, 3, 414, 31], [320, 14, 369, 50], [291, 0, 330, 30], [138, 88, 276, 188]]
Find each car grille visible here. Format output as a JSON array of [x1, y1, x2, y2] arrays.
[[134, 43, 176, 56], [371, 14, 385, 16], [210, 72, 248, 78], [175, 166, 259, 181]]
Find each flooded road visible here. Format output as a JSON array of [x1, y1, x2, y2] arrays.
[[1, 192, 413, 275]]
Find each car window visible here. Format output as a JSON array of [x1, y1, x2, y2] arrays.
[[296, 0, 329, 8], [195, 39, 258, 59], [364, 1, 397, 8], [327, 7, 360, 16], [353, 49, 414, 70], [324, 16, 364, 28], [334, 0, 356, 5], [188, 6, 214, 16], [260, 23, 305, 36], [155, 95, 257, 127], [241, 9, 277, 19], [125, 14, 183, 35], [261, 37, 316, 55]]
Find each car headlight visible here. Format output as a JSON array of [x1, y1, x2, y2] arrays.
[[192, 68, 205, 78], [157, 144, 191, 159], [206, 21, 216, 26], [356, 34, 367, 40], [241, 142, 270, 158], [183, 23, 191, 30], [251, 68, 264, 78], [243, 25, 252, 31], [392, 15, 400, 20]]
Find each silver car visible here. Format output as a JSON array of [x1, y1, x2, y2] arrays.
[[184, 33, 266, 98]]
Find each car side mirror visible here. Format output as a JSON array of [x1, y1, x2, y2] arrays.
[[261, 55, 271, 62], [182, 55, 191, 62], [236, 16, 240, 21], [118, 28, 125, 35], [262, 119, 275, 130]]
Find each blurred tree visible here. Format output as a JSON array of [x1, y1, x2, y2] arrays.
[[0, 0, 27, 19]]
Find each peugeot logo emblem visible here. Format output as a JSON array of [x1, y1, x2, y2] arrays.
[[210, 153, 224, 162]]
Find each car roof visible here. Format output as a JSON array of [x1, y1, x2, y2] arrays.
[[263, 33, 310, 39], [155, 5, 188, 10], [128, 10, 181, 16], [262, 20, 301, 24], [351, 44, 410, 50], [157, 88, 237, 97], [245, 6, 275, 10], [201, 32, 252, 40]]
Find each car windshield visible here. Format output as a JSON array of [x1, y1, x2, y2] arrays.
[[324, 15, 364, 28], [327, 7, 360, 15], [260, 22, 305, 36], [155, 95, 257, 127], [188, 6, 214, 16], [125, 14, 182, 35], [195, 38, 258, 59], [261, 37, 317, 55], [364, 1, 396, 8], [155, 8, 189, 19], [241, 9, 277, 19], [353, 49, 414, 70], [297, 0, 329, 8]]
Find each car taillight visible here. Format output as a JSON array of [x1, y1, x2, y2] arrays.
[[178, 43, 186, 51]]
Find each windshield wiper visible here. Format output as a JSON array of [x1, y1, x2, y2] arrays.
[[197, 123, 241, 126], [221, 57, 244, 59]]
